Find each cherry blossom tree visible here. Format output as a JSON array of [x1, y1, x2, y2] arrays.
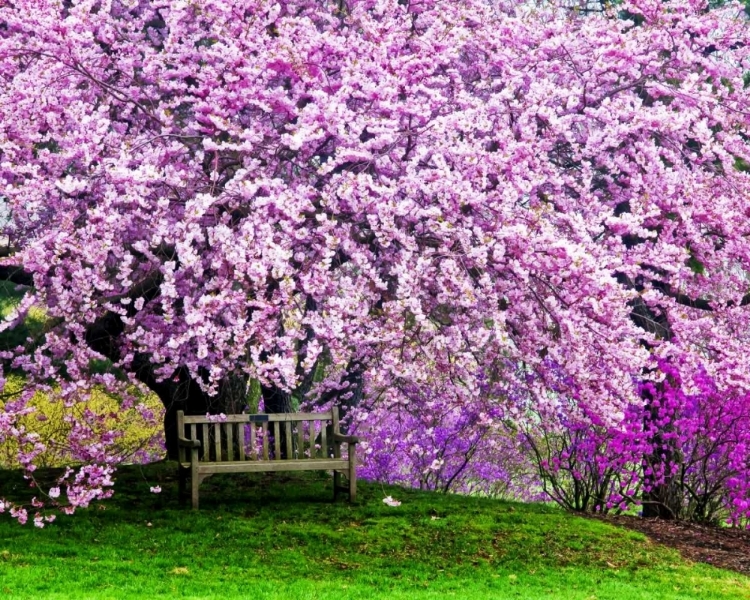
[[1, 0, 750, 523]]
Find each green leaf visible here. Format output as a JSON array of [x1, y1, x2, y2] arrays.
[[88, 358, 128, 382], [687, 255, 706, 275]]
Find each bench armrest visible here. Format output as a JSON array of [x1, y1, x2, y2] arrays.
[[178, 436, 201, 449], [333, 433, 360, 445]]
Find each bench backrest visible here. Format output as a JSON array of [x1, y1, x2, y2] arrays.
[[177, 408, 341, 463]]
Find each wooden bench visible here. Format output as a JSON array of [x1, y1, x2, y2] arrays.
[[176, 407, 359, 508]]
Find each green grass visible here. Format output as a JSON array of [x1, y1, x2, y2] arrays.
[[0, 464, 748, 599]]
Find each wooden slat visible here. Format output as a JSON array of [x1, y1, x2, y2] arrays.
[[266, 412, 332, 422], [251, 424, 257, 460], [314, 421, 322, 458], [226, 423, 234, 461], [262, 425, 268, 460], [307, 420, 314, 458], [237, 423, 245, 461], [201, 424, 209, 461], [273, 422, 281, 459], [332, 407, 341, 459], [190, 424, 197, 443], [193, 459, 348, 474], [182, 414, 256, 424], [349, 442, 357, 502], [214, 423, 222, 461], [321, 422, 328, 459], [298, 422, 306, 459], [285, 422, 293, 459], [182, 412, 332, 424]]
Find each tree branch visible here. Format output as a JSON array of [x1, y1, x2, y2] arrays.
[[0, 265, 34, 287], [650, 279, 750, 311]]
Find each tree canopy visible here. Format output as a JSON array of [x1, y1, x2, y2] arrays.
[[1, 0, 750, 523]]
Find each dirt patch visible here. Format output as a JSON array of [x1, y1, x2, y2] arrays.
[[602, 515, 750, 576]]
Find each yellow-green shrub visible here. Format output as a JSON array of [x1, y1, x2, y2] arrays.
[[0, 374, 165, 469]]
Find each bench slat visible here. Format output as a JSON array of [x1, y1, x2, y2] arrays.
[[285, 421, 293, 459], [298, 422, 306, 459], [273, 422, 281, 459], [212, 423, 220, 461], [202, 424, 209, 461], [196, 459, 347, 474], [307, 421, 314, 458], [237, 423, 245, 461], [182, 412, 332, 424], [262, 425, 269, 460], [179, 411, 341, 464], [321, 422, 328, 459], [267, 412, 332, 422], [226, 423, 234, 461], [250, 424, 257, 460], [332, 407, 341, 459]]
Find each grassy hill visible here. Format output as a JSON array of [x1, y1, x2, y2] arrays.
[[0, 463, 748, 599]]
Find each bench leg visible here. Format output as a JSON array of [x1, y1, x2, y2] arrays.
[[191, 450, 200, 510], [349, 451, 357, 503]]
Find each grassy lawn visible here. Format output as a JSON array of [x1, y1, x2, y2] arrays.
[[0, 464, 748, 599]]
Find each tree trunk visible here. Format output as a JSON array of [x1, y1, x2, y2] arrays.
[[640, 382, 678, 519], [156, 369, 250, 460], [628, 294, 679, 519]]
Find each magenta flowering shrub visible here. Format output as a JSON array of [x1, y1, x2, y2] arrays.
[[520, 359, 750, 524], [507, 358, 643, 513], [1, 0, 750, 523], [639, 361, 750, 524], [522, 400, 644, 514]]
